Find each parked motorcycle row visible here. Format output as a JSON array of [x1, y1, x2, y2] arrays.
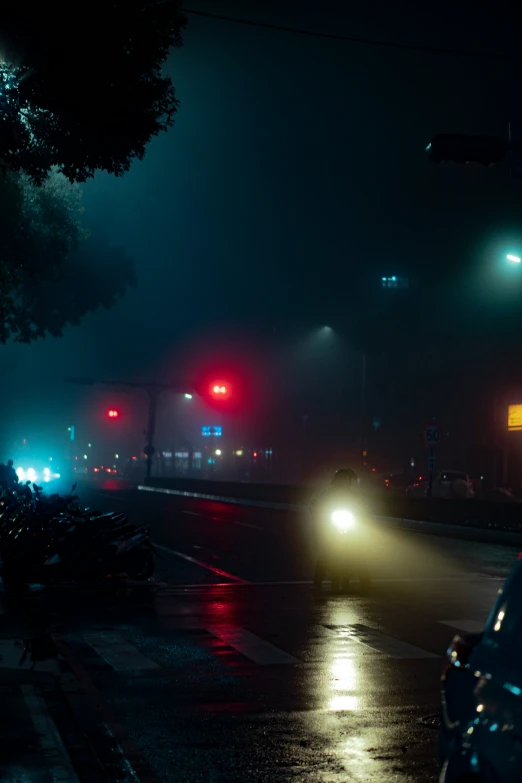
[[0, 480, 156, 586]]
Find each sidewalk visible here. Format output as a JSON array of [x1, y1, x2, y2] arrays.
[[0, 628, 105, 783], [0, 669, 85, 782]]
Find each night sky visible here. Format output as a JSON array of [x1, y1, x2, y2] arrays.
[[1, 1, 521, 472]]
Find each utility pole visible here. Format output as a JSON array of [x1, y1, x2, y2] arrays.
[[65, 377, 194, 482], [360, 352, 367, 462]]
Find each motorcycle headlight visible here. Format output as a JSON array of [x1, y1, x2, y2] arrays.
[[331, 509, 356, 532]]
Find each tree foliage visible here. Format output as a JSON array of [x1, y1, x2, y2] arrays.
[[0, 0, 186, 183], [0, 170, 136, 342], [0, 168, 85, 340], [14, 234, 137, 342]]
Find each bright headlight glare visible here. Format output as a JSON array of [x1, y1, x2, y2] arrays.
[[331, 509, 355, 530]]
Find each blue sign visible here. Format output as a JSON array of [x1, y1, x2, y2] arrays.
[[202, 426, 222, 437]]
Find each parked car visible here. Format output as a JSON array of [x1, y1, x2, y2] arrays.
[[439, 553, 522, 782], [406, 470, 473, 499]]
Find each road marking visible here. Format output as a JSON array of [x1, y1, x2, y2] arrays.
[[207, 625, 301, 665], [211, 516, 263, 531], [0, 638, 61, 673], [153, 543, 251, 584], [439, 619, 485, 634], [184, 510, 263, 531], [324, 624, 438, 659], [21, 684, 81, 783], [82, 632, 161, 671], [230, 520, 263, 530]]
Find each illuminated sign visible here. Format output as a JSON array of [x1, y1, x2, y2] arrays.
[[508, 404, 522, 431], [202, 426, 222, 437]]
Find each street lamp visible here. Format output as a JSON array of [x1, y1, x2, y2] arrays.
[[184, 393, 193, 399], [507, 254, 521, 263]]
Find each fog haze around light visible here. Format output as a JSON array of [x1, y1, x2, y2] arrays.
[[0, 0, 521, 472]]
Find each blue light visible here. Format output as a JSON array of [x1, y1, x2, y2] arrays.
[[503, 682, 522, 696], [202, 425, 222, 437]]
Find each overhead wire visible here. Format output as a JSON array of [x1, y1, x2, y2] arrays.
[[182, 7, 522, 62]]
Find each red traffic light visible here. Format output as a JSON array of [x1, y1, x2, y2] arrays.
[[107, 409, 119, 418], [209, 381, 231, 401]]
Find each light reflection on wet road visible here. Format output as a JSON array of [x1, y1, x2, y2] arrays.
[[0, 483, 517, 782]]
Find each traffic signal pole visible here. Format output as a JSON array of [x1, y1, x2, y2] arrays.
[[65, 377, 193, 482], [145, 388, 159, 481]]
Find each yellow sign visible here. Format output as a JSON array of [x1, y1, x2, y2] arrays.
[[508, 404, 522, 431]]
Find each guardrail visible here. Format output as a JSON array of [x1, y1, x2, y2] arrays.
[[141, 477, 522, 536]]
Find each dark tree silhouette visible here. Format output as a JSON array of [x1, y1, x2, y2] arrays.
[[0, 1, 186, 183], [0, 169, 136, 342], [0, 169, 85, 340], [9, 235, 137, 343]]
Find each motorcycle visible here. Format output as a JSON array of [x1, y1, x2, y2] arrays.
[[313, 504, 371, 592]]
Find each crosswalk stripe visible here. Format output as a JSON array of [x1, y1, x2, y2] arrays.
[[207, 625, 301, 665], [439, 619, 485, 634], [323, 624, 438, 659], [82, 632, 161, 671]]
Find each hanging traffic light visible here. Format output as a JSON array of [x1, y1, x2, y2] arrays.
[[107, 409, 119, 418], [426, 133, 506, 166]]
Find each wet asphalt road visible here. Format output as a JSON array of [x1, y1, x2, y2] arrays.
[[0, 480, 518, 783]]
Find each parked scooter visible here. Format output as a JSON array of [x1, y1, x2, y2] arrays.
[[0, 482, 156, 585]]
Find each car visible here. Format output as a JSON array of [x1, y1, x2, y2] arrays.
[[92, 466, 120, 477], [406, 470, 473, 499], [439, 553, 522, 782]]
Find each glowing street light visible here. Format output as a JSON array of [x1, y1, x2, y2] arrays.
[[507, 254, 521, 263], [184, 393, 193, 399], [215, 449, 222, 456]]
